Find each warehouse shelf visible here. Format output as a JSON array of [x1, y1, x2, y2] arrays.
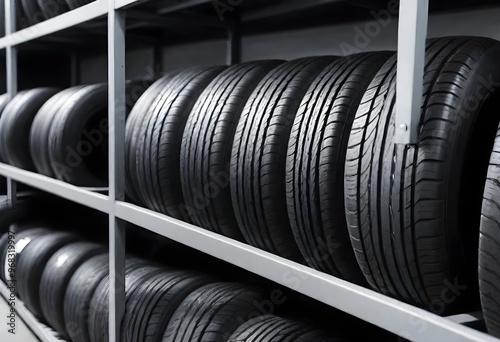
[[1, 0, 500, 341], [0, 281, 65, 342], [0, 0, 108, 49], [0, 163, 110, 214]]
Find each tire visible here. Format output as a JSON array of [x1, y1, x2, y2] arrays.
[[48, 84, 108, 186], [16, 231, 78, 318], [180, 61, 282, 239], [2, 227, 51, 285], [65, 0, 92, 10], [122, 271, 212, 342], [30, 86, 85, 177], [20, 0, 44, 25], [47, 83, 144, 186], [0, 88, 59, 170], [39, 241, 105, 336], [37, 0, 69, 19], [88, 262, 163, 342], [134, 66, 226, 219], [17, 2, 30, 29], [64, 253, 108, 342], [228, 315, 332, 342], [479, 126, 500, 338], [162, 282, 266, 342], [126, 74, 176, 205], [285, 52, 393, 283], [230, 57, 335, 260], [345, 37, 500, 312]]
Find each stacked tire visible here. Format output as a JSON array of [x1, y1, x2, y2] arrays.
[[0, 82, 144, 186], [125, 36, 500, 330], [0, 227, 347, 342]]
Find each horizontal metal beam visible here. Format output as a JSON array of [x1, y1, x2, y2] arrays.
[[0, 163, 110, 214], [0, 281, 64, 342], [114, 201, 499, 342], [0, 0, 108, 49]]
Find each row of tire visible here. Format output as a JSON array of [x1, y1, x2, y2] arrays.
[[2, 35, 500, 337], [0, 226, 346, 342], [0, 82, 142, 186], [123, 36, 500, 337]]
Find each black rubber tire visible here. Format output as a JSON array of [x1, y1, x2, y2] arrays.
[[479, 126, 500, 338], [39, 241, 105, 336], [46, 82, 145, 186], [2, 227, 51, 284], [230, 57, 335, 260], [30, 86, 85, 177], [180, 61, 282, 239], [64, 253, 108, 342], [228, 315, 332, 341], [16, 231, 77, 318], [134, 66, 226, 219], [48, 84, 108, 185], [20, 0, 44, 25], [65, 0, 92, 10], [162, 282, 266, 342], [122, 271, 212, 342], [345, 37, 500, 313], [0, 94, 10, 115], [16, 2, 29, 29], [37, 0, 69, 19], [88, 262, 163, 342], [126, 74, 176, 205], [285, 52, 393, 283], [0, 88, 59, 170]]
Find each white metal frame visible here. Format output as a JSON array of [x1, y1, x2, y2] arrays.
[[0, 0, 498, 341]]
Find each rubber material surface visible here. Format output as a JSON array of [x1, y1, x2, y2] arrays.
[[480, 125, 500, 337], [64, 253, 108, 342], [163, 282, 266, 342], [228, 315, 332, 341], [133, 67, 225, 220], [39, 241, 105, 336], [181, 61, 282, 239], [286, 52, 392, 282], [230, 57, 335, 260], [345, 37, 500, 312], [16, 231, 77, 317], [0, 88, 59, 170], [122, 270, 211, 342]]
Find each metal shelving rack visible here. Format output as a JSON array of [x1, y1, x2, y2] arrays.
[[1, 0, 499, 341]]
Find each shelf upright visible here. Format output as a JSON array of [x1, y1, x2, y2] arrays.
[[5, 0, 16, 205], [395, 0, 428, 144], [108, 1, 126, 341]]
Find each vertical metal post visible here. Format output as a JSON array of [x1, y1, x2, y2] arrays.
[[394, 0, 428, 144], [5, 0, 17, 204], [226, 16, 241, 65], [108, 1, 126, 342]]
